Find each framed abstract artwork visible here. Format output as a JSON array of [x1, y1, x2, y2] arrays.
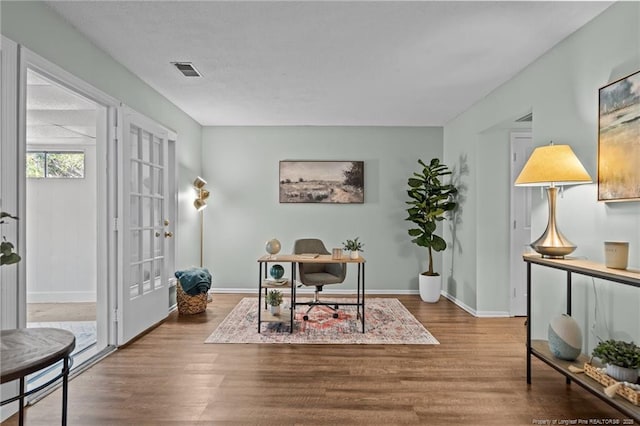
[[598, 69, 640, 202], [279, 160, 364, 203]]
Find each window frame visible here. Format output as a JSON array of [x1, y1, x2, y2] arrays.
[[26, 150, 86, 179]]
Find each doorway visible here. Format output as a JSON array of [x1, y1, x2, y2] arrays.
[[24, 67, 109, 389], [510, 131, 533, 316]]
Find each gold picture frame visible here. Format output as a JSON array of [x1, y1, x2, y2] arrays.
[[597, 69, 640, 202]]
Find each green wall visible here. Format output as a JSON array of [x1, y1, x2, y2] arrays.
[[0, 0, 204, 268], [443, 2, 639, 347], [201, 126, 443, 292]]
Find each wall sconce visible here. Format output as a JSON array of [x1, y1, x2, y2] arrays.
[[193, 176, 210, 266], [514, 142, 592, 258]]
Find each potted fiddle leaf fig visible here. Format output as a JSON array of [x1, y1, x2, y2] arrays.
[[1, 212, 21, 266], [406, 158, 458, 302], [266, 289, 283, 316], [592, 339, 640, 382]]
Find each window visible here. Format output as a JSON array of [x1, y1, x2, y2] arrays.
[[26, 151, 85, 178]]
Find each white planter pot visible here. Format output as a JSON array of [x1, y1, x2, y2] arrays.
[[269, 305, 281, 316], [605, 364, 638, 382], [350, 250, 359, 259], [419, 274, 441, 303]]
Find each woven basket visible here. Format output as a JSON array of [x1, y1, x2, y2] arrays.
[[176, 282, 208, 315], [584, 363, 639, 405]]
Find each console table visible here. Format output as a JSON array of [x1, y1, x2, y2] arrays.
[[257, 254, 366, 333], [524, 254, 639, 421], [1, 328, 76, 426]]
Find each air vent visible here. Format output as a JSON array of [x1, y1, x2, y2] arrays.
[[171, 62, 202, 77], [515, 112, 533, 122]]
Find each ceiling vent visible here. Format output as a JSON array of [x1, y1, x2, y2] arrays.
[[515, 112, 533, 122], [172, 62, 202, 77]]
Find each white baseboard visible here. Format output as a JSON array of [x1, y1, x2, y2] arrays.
[[441, 291, 510, 318], [27, 291, 96, 303]]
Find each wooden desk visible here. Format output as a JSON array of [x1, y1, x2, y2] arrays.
[[257, 254, 366, 333], [1, 328, 76, 426]]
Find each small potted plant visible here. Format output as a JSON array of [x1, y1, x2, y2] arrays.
[[342, 237, 364, 260], [266, 289, 283, 316], [592, 339, 640, 382], [1, 212, 21, 266]]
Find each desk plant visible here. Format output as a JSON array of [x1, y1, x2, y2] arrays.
[[592, 339, 640, 382], [406, 158, 458, 302], [266, 289, 283, 316], [342, 237, 364, 259], [1, 212, 21, 266]]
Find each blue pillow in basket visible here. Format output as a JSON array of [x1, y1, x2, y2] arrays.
[[175, 267, 212, 296]]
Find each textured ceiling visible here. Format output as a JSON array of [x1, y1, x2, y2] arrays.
[[46, 1, 612, 126]]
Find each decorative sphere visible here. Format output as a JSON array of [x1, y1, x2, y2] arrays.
[[265, 238, 281, 256], [270, 264, 285, 280], [548, 314, 582, 361]]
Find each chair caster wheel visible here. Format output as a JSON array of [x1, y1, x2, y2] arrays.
[[332, 313, 339, 319], [303, 315, 309, 321]]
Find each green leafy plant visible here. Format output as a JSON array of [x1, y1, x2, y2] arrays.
[[266, 289, 283, 307], [1, 212, 21, 266], [592, 339, 640, 369], [406, 158, 458, 276], [342, 237, 364, 252]]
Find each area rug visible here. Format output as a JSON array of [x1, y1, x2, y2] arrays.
[[205, 298, 439, 344]]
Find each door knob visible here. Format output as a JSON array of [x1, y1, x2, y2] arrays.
[[164, 231, 174, 238]]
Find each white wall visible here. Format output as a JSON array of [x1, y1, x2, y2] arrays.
[[202, 126, 443, 293], [443, 2, 639, 350], [26, 146, 97, 302]]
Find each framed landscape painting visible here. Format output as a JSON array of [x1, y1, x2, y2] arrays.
[[279, 160, 364, 203], [598, 69, 640, 202]]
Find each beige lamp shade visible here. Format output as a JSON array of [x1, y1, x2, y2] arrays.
[[515, 144, 592, 187]]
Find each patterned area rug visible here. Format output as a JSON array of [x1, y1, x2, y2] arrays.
[[205, 298, 439, 344]]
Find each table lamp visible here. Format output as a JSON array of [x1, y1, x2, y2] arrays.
[[514, 143, 592, 258]]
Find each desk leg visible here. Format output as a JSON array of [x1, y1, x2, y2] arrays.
[[258, 263, 262, 333], [526, 261, 532, 385], [290, 262, 296, 334], [18, 377, 24, 426], [361, 263, 365, 333], [62, 356, 69, 426]]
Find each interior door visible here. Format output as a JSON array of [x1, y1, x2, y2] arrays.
[[510, 132, 533, 316], [118, 109, 171, 345]]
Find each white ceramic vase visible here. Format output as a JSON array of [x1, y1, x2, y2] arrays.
[[350, 250, 359, 260], [419, 274, 441, 303], [269, 305, 280, 316], [606, 364, 638, 382], [547, 314, 582, 361]]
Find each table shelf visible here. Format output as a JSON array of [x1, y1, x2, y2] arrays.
[[524, 254, 640, 421], [531, 340, 639, 419]]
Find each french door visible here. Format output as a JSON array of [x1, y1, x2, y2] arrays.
[[118, 109, 172, 345]]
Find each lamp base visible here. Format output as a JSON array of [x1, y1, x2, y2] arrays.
[[530, 241, 576, 259], [530, 186, 577, 259]]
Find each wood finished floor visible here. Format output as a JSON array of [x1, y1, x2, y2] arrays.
[[27, 303, 96, 322], [5, 294, 626, 425]]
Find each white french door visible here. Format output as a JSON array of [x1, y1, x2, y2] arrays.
[[118, 109, 171, 345]]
